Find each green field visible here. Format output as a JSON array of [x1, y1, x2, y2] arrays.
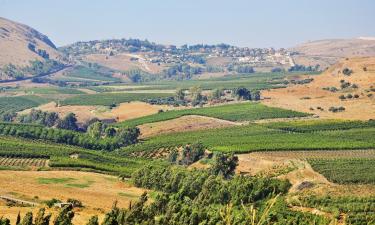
[[264, 119, 375, 133], [297, 195, 375, 224], [122, 121, 375, 154], [65, 65, 120, 82], [0, 95, 49, 118], [61, 92, 173, 106], [88, 71, 319, 92], [0, 136, 164, 176], [5, 87, 85, 95], [119, 102, 310, 127], [309, 158, 375, 184]]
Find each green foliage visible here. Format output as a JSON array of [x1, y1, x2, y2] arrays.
[[210, 153, 238, 179], [119, 102, 309, 127], [34, 208, 51, 225], [18, 109, 59, 127], [61, 93, 172, 106], [0, 95, 49, 121], [53, 205, 74, 225], [297, 195, 375, 225], [309, 158, 375, 184], [0, 122, 140, 151], [57, 113, 78, 131]]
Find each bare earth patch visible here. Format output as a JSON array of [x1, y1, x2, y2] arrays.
[[262, 57, 375, 120], [111, 101, 173, 122], [139, 115, 240, 138]]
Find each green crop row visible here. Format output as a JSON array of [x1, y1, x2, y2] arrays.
[[308, 158, 375, 184], [265, 119, 375, 133], [61, 92, 173, 106], [0, 136, 164, 176], [121, 123, 375, 155], [0, 95, 49, 117], [297, 195, 375, 225]]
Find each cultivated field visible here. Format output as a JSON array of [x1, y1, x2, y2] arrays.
[[139, 115, 239, 138], [0, 157, 48, 168], [119, 102, 309, 127]]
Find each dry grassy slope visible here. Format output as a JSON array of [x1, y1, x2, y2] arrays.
[[0, 17, 61, 68], [291, 38, 375, 58], [290, 38, 375, 67], [83, 53, 165, 74], [262, 57, 375, 120]]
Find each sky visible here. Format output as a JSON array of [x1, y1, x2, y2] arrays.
[[0, 0, 374, 48]]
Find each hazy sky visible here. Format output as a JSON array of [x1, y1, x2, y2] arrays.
[[1, 0, 374, 48]]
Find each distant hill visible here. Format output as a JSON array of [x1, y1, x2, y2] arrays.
[[291, 38, 375, 58], [0, 17, 65, 81], [290, 38, 375, 68], [0, 17, 61, 67]]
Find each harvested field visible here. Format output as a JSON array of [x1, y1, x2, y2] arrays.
[[139, 115, 240, 138], [22, 102, 115, 124], [0, 171, 145, 225], [112, 101, 174, 122]]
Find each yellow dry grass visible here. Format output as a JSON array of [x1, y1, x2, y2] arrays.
[[262, 57, 375, 120], [139, 115, 240, 138], [0, 170, 145, 225], [111, 101, 172, 122], [22, 102, 114, 124], [83, 53, 164, 74]]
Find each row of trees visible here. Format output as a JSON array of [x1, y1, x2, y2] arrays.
[[0, 122, 139, 151], [233, 87, 261, 100]]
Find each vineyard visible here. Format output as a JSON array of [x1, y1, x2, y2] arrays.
[[122, 123, 375, 154], [61, 92, 173, 106], [0, 136, 164, 176], [19, 87, 85, 95], [0, 157, 48, 167], [119, 102, 309, 127], [265, 119, 375, 133], [308, 158, 375, 184], [0, 95, 49, 118], [295, 195, 375, 225]]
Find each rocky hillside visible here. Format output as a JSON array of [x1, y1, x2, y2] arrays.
[[262, 57, 375, 120], [290, 38, 375, 68]]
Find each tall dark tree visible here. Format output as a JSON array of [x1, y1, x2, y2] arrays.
[[57, 113, 78, 131]]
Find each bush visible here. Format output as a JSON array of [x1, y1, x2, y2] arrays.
[[342, 68, 353, 76], [44, 198, 61, 208]]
